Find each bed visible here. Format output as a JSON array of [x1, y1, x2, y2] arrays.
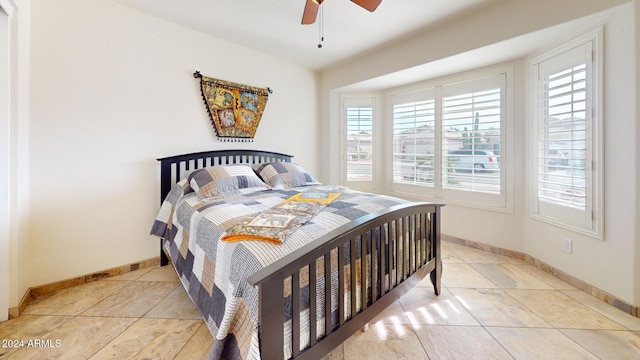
[[150, 149, 443, 360]]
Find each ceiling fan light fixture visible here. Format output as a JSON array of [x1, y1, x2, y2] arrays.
[[301, 0, 382, 48], [302, 0, 381, 25]]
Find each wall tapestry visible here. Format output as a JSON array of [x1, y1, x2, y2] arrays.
[[194, 70, 271, 142]]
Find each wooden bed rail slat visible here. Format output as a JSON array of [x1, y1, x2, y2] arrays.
[[338, 243, 345, 327], [387, 222, 394, 293], [350, 237, 357, 321], [380, 224, 387, 296], [361, 232, 368, 310], [309, 262, 317, 347], [292, 271, 301, 357], [324, 252, 333, 334], [395, 218, 401, 286], [371, 227, 378, 304], [409, 215, 414, 275]]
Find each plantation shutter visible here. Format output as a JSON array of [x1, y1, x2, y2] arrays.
[[441, 76, 503, 195], [343, 98, 374, 187], [392, 90, 436, 187]]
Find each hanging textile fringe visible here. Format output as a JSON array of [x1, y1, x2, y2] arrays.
[[216, 137, 255, 143], [194, 71, 271, 142]]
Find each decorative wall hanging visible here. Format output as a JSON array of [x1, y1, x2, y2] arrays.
[[194, 71, 272, 142]]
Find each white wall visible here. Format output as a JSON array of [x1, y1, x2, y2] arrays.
[[321, 0, 639, 306], [27, 0, 319, 287]]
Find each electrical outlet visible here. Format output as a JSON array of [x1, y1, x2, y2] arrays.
[[561, 237, 572, 254]]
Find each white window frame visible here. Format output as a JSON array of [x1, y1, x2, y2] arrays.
[[0, 0, 14, 322], [529, 28, 603, 238], [386, 66, 513, 212], [340, 95, 378, 191]]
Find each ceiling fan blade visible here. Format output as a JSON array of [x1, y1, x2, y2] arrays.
[[301, 0, 320, 25], [351, 0, 382, 12]]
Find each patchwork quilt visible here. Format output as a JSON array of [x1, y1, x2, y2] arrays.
[[150, 181, 406, 360]]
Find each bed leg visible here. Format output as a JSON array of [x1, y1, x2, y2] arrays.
[[160, 240, 169, 267], [430, 260, 442, 296], [430, 206, 443, 296]]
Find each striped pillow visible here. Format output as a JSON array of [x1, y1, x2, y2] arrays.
[[252, 162, 320, 189], [188, 165, 268, 199]]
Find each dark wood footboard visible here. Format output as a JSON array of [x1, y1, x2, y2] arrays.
[[248, 202, 442, 360]]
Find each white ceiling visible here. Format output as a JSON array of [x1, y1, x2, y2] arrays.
[[111, 0, 504, 70]]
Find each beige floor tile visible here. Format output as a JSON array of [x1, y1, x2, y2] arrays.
[[173, 322, 214, 360], [449, 288, 550, 327], [81, 281, 179, 318], [562, 290, 640, 331], [488, 327, 599, 360], [144, 285, 203, 319], [440, 244, 466, 264], [447, 246, 514, 264], [414, 325, 513, 360], [561, 329, 640, 360], [368, 300, 412, 325], [441, 241, 472, 252], [0, 315, 74, 358], [0, 315, 72, 339], [23, 280, 130, 316], [506, 289, 626, 330], [432, 263, 498, 289], [399, 287, 479, 326], [89, 318, 201, 359], [512, 264, 577, 290], [342, 323, 428, 359], [471, 264, 554, 289], [137, 265, 180, 282], [103, 266, 154, 281], [320, 343, 344, 360], [6, 317, 136, 360]]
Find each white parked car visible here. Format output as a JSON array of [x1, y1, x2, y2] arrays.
[[447, 150, 499, 171]]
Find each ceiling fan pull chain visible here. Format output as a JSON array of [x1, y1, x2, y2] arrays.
[[317, 2, 324, 48]]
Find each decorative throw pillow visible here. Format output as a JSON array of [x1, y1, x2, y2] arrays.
[[252, 162, 320, 189], [188, 165, 268, 199]]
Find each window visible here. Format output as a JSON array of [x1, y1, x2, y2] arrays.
[[389, 71, 510, 210], [441, 84, 502, 195], [342, 96, 375, 190], [530, 28, 603, 237], [392, 91, 435, 187]]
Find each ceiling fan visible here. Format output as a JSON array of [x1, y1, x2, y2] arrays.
[[301, 0, 382, 25]]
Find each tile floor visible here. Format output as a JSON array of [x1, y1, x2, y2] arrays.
[[2, 241, 639, 359]]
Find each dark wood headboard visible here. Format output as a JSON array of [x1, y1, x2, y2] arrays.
[[157, 149, 293, 203]]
